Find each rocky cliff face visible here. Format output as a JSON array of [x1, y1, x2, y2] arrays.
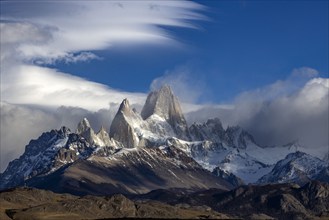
[[109, 99, 140, 148], [76, 118, 97, 145], [141, 85, 190, 140], [189, 119, 256, 149]]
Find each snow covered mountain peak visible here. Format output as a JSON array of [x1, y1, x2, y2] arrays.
[[1, 86, 328, 193], [258, 151, 329, 185]]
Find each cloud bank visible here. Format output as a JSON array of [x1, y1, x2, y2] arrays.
[[186, 67, 329, 156]]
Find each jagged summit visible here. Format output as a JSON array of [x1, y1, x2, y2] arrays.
[[109, 98, 139, 148], [76, 117, 97, 145], [141, 85, 182, 120], [141, 85, 190, 140], [76, 118, 114, 147], [2, 85, 328, 195], [118, 98, 133, 116], [76, 118, 91, 133]]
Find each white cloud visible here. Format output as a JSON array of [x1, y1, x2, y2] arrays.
[[1, 64, 146, 111], [291, 66, 319, 78], [0, 1, 207, 110], [1, 1, 206, 63], [150, 65, 208, 104], [0, 103, 60, 172], [186, 68, 328, 155]]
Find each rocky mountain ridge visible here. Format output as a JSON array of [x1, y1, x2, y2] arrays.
[[2, 181, 328, 220], [1, 85, 328, 194]]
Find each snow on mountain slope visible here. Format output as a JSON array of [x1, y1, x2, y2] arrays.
[[258, 151, 329, 185], [168, 126, 304, 184], [24, 144, 233, 195], [0, 127, 89, 189], [1, 85, 327, 192], [216, 149, 274, 183]]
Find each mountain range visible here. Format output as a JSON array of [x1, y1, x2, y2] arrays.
[[1, 85, 328, 196]]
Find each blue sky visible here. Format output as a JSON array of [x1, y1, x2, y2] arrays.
[[51, 0, 328, 103], [1, 0, 328, 171]]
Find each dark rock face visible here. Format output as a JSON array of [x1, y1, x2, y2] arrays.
[[0, 187, 230, 219], [225, 126, 256, 149], [297, 181, 329, 215], [189, 118, 256, 149], [212, 167, 244, 187], [141, 85, 190, 140], [132, 181, 329, 219], [189, 118, 226, 142], [109, 99, 139, 148]]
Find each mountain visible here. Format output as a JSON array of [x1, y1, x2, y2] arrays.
[[0, 86, 233, 194], [141, 85, 190, 140], [1, 85, 328, 195], [165, 130, 302, 184], [24, 145, 232, 195], [109, 99, 140, 148], [258, 151, 329, 185], [0, 127, 91, 189]]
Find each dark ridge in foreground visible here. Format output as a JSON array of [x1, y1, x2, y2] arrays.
[[0, 187, 229, 220], [1, 180, 328, 220]]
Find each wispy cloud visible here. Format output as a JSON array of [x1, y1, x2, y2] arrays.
[[1, 64, 146, 111], [0, 1, 206, 110], [1, 1, 206, 63]]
